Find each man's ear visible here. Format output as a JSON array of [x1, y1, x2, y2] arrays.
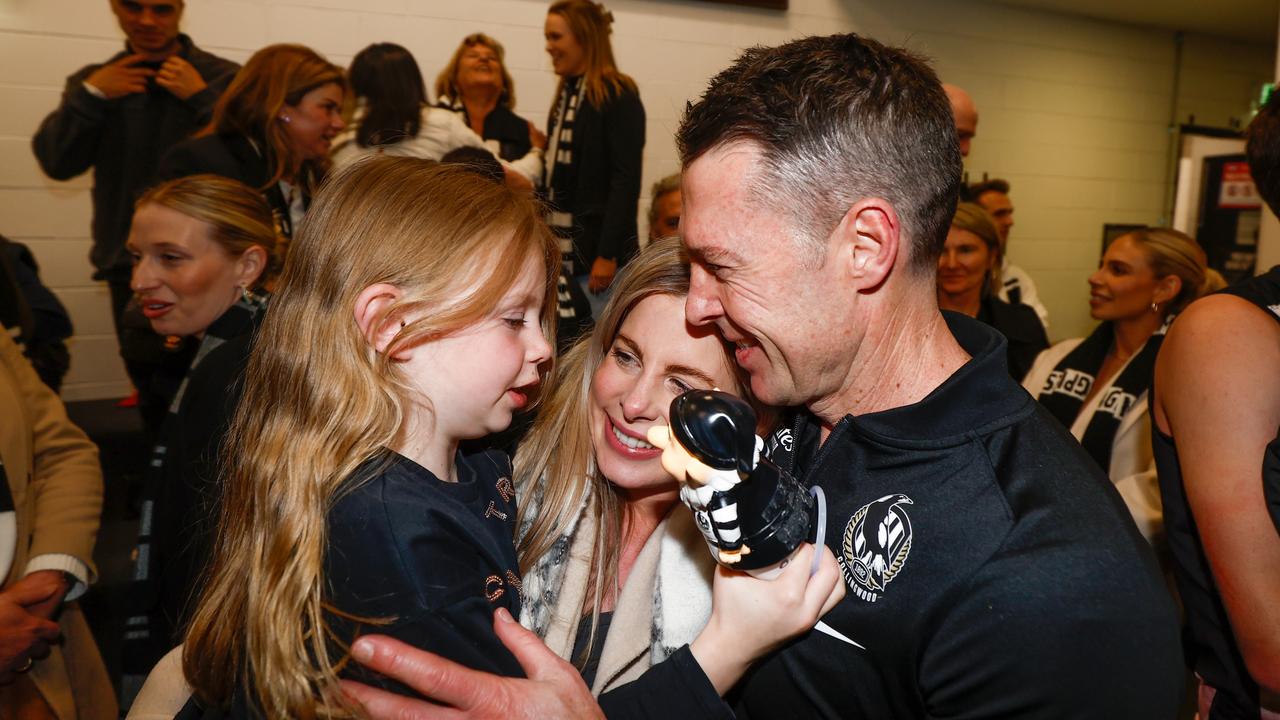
[[831, 198, 900, 291], [353, 283, 403, 354]]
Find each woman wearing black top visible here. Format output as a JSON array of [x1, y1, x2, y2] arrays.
[[119, 174, 277, 691], [936, 202, 1048, 380], [157, 44, 346, 254], [543, 0, 645, 318]]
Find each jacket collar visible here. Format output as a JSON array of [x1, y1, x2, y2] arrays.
[[815, 312, 1034, 449], [123, 32, 195, 60]]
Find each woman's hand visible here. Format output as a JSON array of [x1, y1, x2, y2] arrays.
[[588, 257, 617, 293], [689, 543, 845, 695]]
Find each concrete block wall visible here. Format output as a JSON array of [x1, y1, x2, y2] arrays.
[[0, 0, 1273, 399]]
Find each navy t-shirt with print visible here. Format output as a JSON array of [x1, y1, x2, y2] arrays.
[[325, 449, 526, 694]]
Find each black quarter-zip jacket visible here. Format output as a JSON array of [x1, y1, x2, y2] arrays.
[[726, 313, 1184, 719]]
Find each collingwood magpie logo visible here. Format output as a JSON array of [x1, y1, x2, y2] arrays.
[[839, 494, 913, 603]]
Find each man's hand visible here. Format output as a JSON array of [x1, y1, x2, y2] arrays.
[[14, 571, 70, 622], [155, 56, 208, 100], [342, 607, 604, 720], [588, 257, 617, 294], [0, 581, 62, 684], [84, 54, 155, 99]]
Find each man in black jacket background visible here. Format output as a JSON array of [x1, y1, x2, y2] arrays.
[[31, 0, 236, 416]]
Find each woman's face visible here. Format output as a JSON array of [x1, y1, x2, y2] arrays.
[[456, 42, 503, 96], [281, 82, 345, 161], [937, 227, 993, 300], [1088, 234, 1164, 322], [127, 204, 256, 338], [544, 13, 586, 77], [590, 294, 740, 495]]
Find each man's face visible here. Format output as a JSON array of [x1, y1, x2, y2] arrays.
[[976, 190, 1014, 243], [111, 0, 182, 55], [681, 143, 861, 409]]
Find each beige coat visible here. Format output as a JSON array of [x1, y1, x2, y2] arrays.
[[539, 505, 714, 695], [0, 333, 115, 719]]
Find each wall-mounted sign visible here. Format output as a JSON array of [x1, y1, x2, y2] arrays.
[[1219, 160, 1262, 209]]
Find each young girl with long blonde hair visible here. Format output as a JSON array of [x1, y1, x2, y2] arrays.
[[178, 155, 558, 718]]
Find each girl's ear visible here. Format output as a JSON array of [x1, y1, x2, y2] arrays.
[[353, 283, 403, 354]]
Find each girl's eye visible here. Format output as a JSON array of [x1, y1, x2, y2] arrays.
[[128, 252, 141, 264], [503, 317, 526, 329], [669, 377, 693, 394], [161, 253, 184, 263]]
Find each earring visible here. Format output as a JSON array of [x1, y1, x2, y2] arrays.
[[280, 114, 291, 124], [1150, 301, 1160, 313], [240, 284, 257, 305]]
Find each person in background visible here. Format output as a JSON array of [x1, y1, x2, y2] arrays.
[[1151, 90, 1280, 719], [119, 175, 276, 701], [32, 0, 238, 423], [0, 235, 73, 392], [157, 44, 346, 256], [436, 33, 546, 183], [967, 178, 1050, 329], [1023, 228, 1209, 545], [937, 202, 1047, 380], [543, 0, 645, 318], [0, 332, 114, 717], [647, 173, 681, 242], [941, 83, 977, 158], [331, 43, 534, 191]]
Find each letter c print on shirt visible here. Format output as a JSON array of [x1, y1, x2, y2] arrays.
[[838, 494, 914, 603]]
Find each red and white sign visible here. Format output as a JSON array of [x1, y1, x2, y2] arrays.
[[1219, 161, 1262, 209]]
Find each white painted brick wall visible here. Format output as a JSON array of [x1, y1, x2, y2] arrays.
[[0, 0, 1272, 399]]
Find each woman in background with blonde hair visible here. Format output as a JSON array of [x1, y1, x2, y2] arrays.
[[158, 43, 347, 249], [543, 0, 645, 317], [937, 201, 1048, 380], [176, 157, 559, 718], [1023, 227, 1211, 544], [436, 33, 546, 183], [119, 174, 277, 698]]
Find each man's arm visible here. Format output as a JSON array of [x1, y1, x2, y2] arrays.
[[1155, 293, 1280, 693], [594, 87, 645, 267], [31, 68, 111, 181], [342, 608, 604, 720], [1, 333, 101, 601]]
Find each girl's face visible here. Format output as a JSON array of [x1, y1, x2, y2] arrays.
[[1088, 235, 1164, 322], [544, 13, 586, 78], [401, 254, 552, 442], [937, 226, 994, 300], [456, 42, 503, 95], [281, 82, 346, 161], [128, 203, 258, 338], [590, 294, 740, 496]]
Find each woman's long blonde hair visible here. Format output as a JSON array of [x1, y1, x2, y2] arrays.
[[547, 0, 637, 109], [183, 156, 558, 719], [515, 236, 746, 656], [201, 44, 347, 189], [1121, 227, 1211, 317]]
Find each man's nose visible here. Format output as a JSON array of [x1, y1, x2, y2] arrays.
[[685, 267, 722, 327]]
